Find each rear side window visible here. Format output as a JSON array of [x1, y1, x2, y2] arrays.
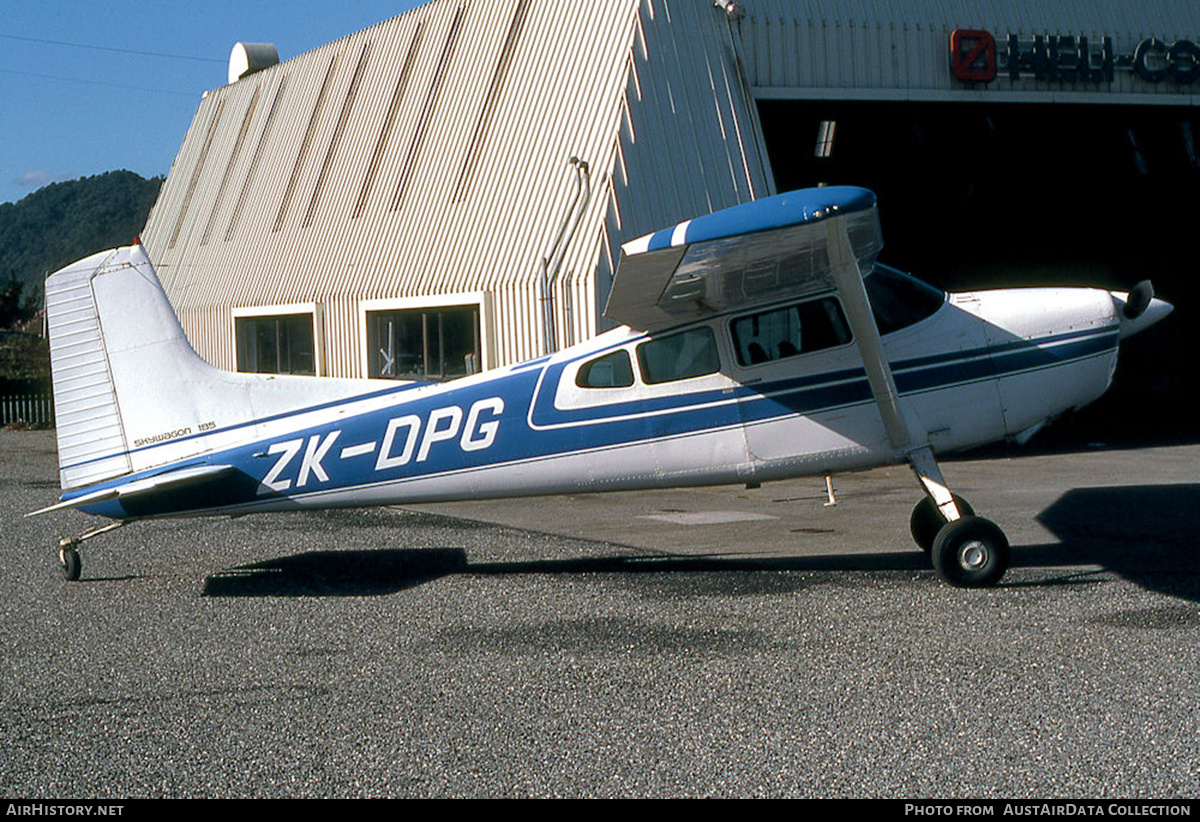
[[636, 327, 720, 384], [576, 349, 635, 388], [730, 297, 851, 366]]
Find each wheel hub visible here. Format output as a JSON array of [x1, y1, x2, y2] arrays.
[[959, 541, 988, 570]]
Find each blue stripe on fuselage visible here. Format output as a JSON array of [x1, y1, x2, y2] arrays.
[[57, 379, 432, 475]]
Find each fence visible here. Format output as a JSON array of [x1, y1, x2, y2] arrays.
[[1, 394, 55, 427]]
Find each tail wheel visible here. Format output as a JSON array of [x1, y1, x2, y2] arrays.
[[931, 516, 1009, 588], [910, 495, 974, 552], [59, 546, 81, 581]]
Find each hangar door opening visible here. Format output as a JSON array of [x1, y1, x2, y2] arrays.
[[759, 100, 1199, 445]]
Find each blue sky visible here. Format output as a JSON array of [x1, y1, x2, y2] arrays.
[[1, 0, 422, 205]]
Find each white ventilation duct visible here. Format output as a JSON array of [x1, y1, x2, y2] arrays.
[[228, 42, 279, 85]]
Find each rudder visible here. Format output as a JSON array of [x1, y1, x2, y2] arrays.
[[45, 249, 134, 489]]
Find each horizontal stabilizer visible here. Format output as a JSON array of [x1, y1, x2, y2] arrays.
[[27, 464, 236, 517], [606, 187, 881, 331]]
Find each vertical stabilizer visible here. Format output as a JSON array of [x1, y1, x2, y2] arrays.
[[45, 245, 385, 493]]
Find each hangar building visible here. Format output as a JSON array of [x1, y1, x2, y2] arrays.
[[139, 0, 1199, 436]]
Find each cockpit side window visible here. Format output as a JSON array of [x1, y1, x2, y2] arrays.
[[730, 297, 851, 367], [864, 264, 945, 335], [637, 327, 720, 385], [575, 349, 635, 388]]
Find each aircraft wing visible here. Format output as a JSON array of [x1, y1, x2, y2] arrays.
[[27, 464, 236, 516], [607, 185, 930, 462], [605, 186, 882, 332]]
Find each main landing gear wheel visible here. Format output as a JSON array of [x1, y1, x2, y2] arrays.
[[59, 543, 81, 581], [910, 495, 974, 552], [931, 516, 1009, 588]]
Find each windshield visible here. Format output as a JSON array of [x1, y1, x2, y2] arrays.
[[864, 264, 945, 335]]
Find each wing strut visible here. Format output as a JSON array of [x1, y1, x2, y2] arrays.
[[823, 218, 962, 522]]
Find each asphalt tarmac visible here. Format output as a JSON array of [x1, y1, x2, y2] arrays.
[[2, 429, 1198, 798]]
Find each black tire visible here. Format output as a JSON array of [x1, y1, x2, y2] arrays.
[[60, 547, 81, 581], [910, 495, 974, 552], [931, 516, 1009, 588]]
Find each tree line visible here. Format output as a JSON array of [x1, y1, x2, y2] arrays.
[[1, 170, 161, 397]]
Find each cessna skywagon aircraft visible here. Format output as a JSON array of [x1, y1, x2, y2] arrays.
[[31, 186, 1171, 587]]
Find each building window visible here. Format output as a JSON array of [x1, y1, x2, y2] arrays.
[[366, 304, 480, 381], [235, 313, 317, 375], [814, 119, 837, 158]]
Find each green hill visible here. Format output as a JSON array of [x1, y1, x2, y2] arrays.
[[0, 171, 161, 400], [0, 170, 162, 298]]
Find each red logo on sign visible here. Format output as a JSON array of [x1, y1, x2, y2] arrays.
[[951, 29, 997, 82]]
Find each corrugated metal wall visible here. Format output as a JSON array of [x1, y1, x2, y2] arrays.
[[598, 0, 773, 332], [143, 0, 638, 374], [141, 0, 770, 376], [139, 0, 1200, 379], [743, 0, 1200, 103]]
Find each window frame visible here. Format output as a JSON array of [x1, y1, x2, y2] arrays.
[[231, 302, 323, 376], [574, 348, 635, 389], [862, 264, 947, 337], [728, 294, 854, 370], [635, 326, 722, 386], [553, 326, 736, 413], [359, 292, 491, 381]]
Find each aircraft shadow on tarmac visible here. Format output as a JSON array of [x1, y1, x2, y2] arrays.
[[1025, 483, 1200, 603], [200, 484, 1200, 603]]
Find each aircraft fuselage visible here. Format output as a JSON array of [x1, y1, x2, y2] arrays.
[[69, 282, 1126, 522]]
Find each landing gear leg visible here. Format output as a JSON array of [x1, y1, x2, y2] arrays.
[[907, 446, 1009, 588], [910, 494, 974, 552], [55, 520, 129, 582]]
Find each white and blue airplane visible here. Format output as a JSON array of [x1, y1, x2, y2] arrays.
[[30, 186, 1172, 587]]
